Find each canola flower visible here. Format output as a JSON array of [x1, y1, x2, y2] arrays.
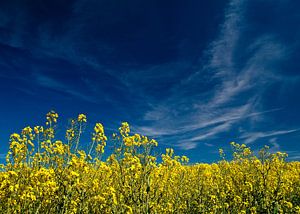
[[0, 111, 299, 213]]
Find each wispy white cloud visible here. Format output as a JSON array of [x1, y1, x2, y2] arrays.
[[189, 122, 233, 142], [176, 141, 198, 150], [136, 103, 252, 137], [269, 137, 277, 144], [207, 0, 245, 77], [133, 0, 288, 151], [204, 143, 214, 147], [0, 0, 298, 161], [240, 129, 300, 144]]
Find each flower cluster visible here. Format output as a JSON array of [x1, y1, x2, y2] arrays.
[[0, 111, 299, 213]]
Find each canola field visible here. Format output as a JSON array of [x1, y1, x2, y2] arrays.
[[0, 111, 299, 213]]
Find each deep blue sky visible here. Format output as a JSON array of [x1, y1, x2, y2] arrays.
[[0, 0, 300, 162]]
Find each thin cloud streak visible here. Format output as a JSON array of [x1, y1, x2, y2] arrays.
[[241, 129, 300, 144], [189, 122, 233, 142], [33, 72, 98, 104], [176, 141, 198, 151], [288, 155, 300, 161]]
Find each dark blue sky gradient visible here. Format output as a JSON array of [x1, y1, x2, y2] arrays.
[[0, 0, 299, 162]]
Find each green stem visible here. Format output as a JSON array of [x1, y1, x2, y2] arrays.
[[75, 123, 82, 152], [88, 140, 96, 157]]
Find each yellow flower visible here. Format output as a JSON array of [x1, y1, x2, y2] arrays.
[[284, 201, 293, 209], [70, 171, 80, 177], [66, 128, 75, 140], [2, 111, 300, 214], [119, 122, 130, 136], [46, 110, 59, 124], [94, 123, 104, 133], [124, 137, 133, 147], [34, 126, 44, 134], [96, 144, 104, 153], [78, 113, 87, 123]]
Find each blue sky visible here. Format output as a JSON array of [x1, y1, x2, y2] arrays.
[[0, 0, 299, 162]]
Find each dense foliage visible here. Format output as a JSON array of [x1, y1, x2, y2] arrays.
[[0, 111, 299, 213]]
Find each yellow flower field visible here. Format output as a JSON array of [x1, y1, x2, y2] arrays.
[[0, 111, 299, 213]]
